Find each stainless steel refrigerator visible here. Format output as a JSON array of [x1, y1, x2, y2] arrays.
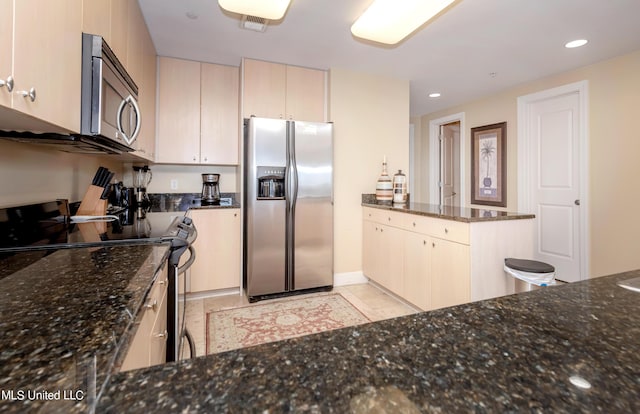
[[243, 117, 333, 301]]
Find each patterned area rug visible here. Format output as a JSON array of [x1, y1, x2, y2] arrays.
[[206, 293, 370, 354]]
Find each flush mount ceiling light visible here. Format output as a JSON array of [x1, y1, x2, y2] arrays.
[[351, 0, 457, 45], [218, 0, 291, 20], [429, 92, 441, 98], [565, 39, 588, 48]]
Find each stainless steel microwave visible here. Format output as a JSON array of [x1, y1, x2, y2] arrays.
[[80, 33, 141, 152]]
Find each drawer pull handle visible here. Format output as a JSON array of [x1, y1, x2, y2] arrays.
[[19, 87, 36, 102], [155, 330, 168, 339], [0, 76, 14, 92], [144, 300, 158, 312]]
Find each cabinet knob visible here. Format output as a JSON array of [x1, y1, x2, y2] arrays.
[[388, 217, 391, 221], [444, 228, 449, 234], [0, 76, 14, 92], [423, 240, 426, 245], [413, 222, 416, 227], [18, 87, 36, 102], [155, 330, 168, 339], [144, 299, 158, 312], [380, 228, 384, 233], [234, 213, 237, 217], [203, 156, 208, 162], [432, 242, 436, 248], [193, 156, 197, 162]]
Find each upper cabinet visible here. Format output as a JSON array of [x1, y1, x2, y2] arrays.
[[2, 0, 82, 133], [242, 58, 326, 122], [82, 0, 111, 43], [0, 0, 12, 109], [109, 0, 129, 67], [156, 57, 239, 165], [134, 23, 157, 161]]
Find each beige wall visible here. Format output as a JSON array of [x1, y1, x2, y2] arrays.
[[416, 49, 640, 277], [0, 140, 124, 207], [145, 164, 239, 194], [329, 68, 410, 274]]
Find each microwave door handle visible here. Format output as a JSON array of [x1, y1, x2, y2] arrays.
[[116, 95, 141, 145]]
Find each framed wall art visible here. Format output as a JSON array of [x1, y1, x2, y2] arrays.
[[471, 122, 506, 207]]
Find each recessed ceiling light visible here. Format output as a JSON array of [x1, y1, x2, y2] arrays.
[[565, 39, 588, 48], [185, 11, 199, 20], [429, 92, 441, 98]]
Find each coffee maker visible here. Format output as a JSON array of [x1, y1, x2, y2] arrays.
[[201, 173, 220, 205], [133, 165, 152, 208]]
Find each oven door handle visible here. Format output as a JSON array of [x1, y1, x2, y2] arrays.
[[177, 245, 196, 274]]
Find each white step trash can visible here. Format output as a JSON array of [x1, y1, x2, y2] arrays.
[[504, 258, 556, 292]]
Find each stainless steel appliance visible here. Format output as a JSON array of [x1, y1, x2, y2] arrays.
[[201, 173, 221, 205], [243, 117, 333, 301], [0, 33, 139, 154]]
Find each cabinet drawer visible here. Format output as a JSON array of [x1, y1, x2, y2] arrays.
[[362, 207, 404, 227], [149, 287, 168, 366], [404, 215, 469, 245]]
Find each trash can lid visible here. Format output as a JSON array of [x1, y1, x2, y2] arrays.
[[504, 258, 555, 273]]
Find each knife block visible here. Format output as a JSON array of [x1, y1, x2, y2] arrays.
[[76, 185, 108, 216]]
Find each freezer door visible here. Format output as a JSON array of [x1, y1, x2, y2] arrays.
[[291, 121, 333, 290], [245, 118, 287, 297]]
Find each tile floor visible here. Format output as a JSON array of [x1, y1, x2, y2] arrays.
[[182, 283, 418, 358]]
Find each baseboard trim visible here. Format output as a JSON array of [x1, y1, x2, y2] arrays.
[[185, 287, 241, 301], [334, 271, 369, 287]]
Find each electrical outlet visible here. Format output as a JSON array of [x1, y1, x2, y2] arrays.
[[170, 179, 178, 190]]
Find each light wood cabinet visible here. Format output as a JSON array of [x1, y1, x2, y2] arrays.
[[403, 232, 430, 311], [188, 209, 241, 293], [133, 24, 157, 160], [363, 207, 536, 310], [157, 57, 240, 165], [125, 0, 145, 91], [109, 0, 128, 67], [363, 207, 471, 311], [82, 0, 111, 43], [0, 0, 12, 109], [8, 0, 82, 132], [156, 57, 201, 163], [121, 271, 168, 372], [242, 58, 325, 122], [201, 63, 239, 165]]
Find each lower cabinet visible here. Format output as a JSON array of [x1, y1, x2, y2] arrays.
[[363, 207, 471, 311], [121, 271, 168, 372], [188, 208, 241, 293]]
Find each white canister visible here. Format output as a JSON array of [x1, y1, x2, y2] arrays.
[[393, 170, 407, 204]]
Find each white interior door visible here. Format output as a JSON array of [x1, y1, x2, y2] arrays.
[[440, 122, 460, 206], [518, 83, 588, 283]]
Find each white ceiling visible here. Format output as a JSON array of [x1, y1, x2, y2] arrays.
[[138, 0, 640, 117]]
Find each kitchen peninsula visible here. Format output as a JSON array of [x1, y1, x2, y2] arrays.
[[361, 195, 536, 310], [100, 270, 640, 412], [1, 237, 639, 412]]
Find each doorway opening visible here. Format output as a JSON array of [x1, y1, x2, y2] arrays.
[[429, 113, 465, 207]]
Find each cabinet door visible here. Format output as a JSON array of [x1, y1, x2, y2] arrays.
[[82, 0, 111, 42], [109, 0, 128, 67], [126, 0, 144, 88], [12, 0, 82, 132], [134, 26, 157, 160], [0, 0, 12, 109], [362, 220, 378, 281], [242, 58, 286, 119], [201, 63, 239, 165], [430, 238, 470, 310], [285, 65, 325, 122], [156, 57, 201, 163], [189, 209, 241, 292], [149, 285, 168, 366], [379, 224, 404, 296], [403, 232, 430, 311]]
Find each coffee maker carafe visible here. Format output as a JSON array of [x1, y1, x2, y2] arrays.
[[201, 173, 220, 205], [133, 165, 152, 208]]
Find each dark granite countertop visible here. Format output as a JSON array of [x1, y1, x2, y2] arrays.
[[98, 270, 640, 413], [0, 243, 170, 413], [362, 194, 534, 223]]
